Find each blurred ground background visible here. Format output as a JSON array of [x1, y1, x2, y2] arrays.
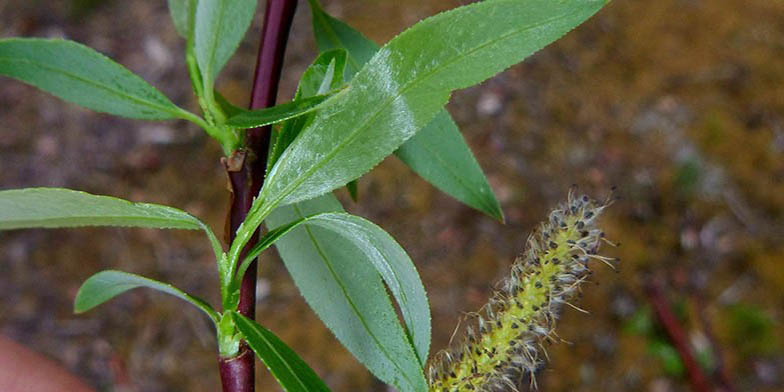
[[1, 0, 783, 391]]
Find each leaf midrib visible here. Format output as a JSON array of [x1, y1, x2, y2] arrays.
[[266, 9, 573, 210]]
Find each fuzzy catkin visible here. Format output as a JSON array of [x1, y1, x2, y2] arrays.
[[428, 192, 615, 391]]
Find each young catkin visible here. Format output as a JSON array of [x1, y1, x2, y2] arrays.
[[428, 192, 616, 392]]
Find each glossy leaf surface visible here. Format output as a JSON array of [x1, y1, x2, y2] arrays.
[[231, 312, 331, 392], [194, 0, 257, 90], [266, 196, 429, 392], [75, 270, 219, 322], [307, 0, 503, 220], [262, 0, 605, 216], [0, 38, 185, 120]]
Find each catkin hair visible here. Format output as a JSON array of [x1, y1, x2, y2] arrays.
[[428, 191, 616, 391]]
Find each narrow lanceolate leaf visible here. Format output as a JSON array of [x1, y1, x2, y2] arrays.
[[194, 0, 257, 91], [167, 0, 197, 38], [0, 188, 203, 230], [0, 39, 187, 120], [231, 312, 331, 392], [0, 188, 224, 262], [75, 270, 219, 323], [225, 94, 334, 129], [307, 0, 503, 220], [266, 198, 430, 392], [261, 0, 605, 218], [396, 112, 503, 220]]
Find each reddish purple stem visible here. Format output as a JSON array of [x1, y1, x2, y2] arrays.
[[219, 1, 298, 391]]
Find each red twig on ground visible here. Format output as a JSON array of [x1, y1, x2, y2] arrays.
[[644, 277, 713, 392], [693, 293, 736, 392]]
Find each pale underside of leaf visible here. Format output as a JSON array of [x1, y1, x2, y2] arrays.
[[266, 196, 428, 392]]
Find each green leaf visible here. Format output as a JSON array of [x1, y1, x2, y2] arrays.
[[308, 0, 376, 79], [0, 188, 202, 230], [266, 196, 429, 392], [194, 0, 257, 93], [167, 0, 197, 38], [0, 38, 188, 120], [648, 340, 686, 377], [309, 0, 503, 220], [297, 50, 347, 98], [225, 94, 335, 129], [242, 210, 431, 365], [75, 270, 219, 323], [215, 91, 246, 118], [267, 49, 347, 175], [231, 312, 331, 392], [396, 111, 503, 220], [265, 0, 603, 216], [0, 188, 223, 263], [346, 180, 359, 202]]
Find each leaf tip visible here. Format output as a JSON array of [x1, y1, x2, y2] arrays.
[[489, 204, 505, 223], [496, 212, 506, 224], [72, 291, 91, 314], [479, 196, 504, 223]]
